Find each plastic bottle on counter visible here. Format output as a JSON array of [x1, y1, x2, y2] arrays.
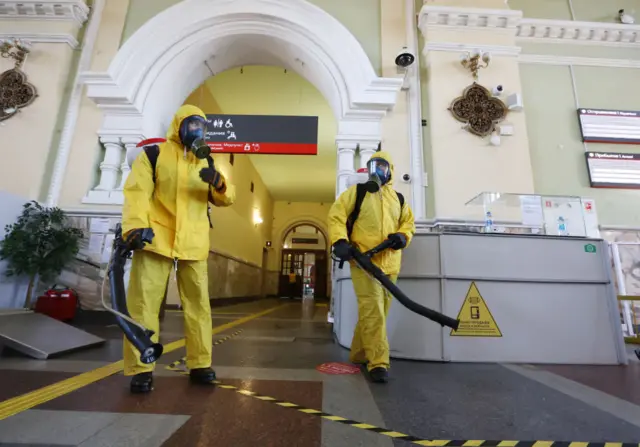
[[557, 216, 568, 236], [485, 211, 494, 233]]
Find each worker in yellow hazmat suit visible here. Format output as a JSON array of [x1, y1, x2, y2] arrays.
[[328, 151, 415, 383], [122, 104, 236, 393]]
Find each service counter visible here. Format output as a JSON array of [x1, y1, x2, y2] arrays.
[[332, 231, 627, 365]]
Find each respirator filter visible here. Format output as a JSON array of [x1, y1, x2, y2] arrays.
[[190, 138, 211, 159]]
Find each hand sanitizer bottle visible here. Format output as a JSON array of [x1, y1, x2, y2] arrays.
[[485, 211, 494, 233], [557, 216, 567, 236]]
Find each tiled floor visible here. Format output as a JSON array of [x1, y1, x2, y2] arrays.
[[1, 298, 640, 446]]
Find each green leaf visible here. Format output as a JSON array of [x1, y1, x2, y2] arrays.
[[0, 201, 83, 282]]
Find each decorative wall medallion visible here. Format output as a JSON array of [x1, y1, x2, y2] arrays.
[[449, 83, 508, 137], [0, 68, 37, 122]]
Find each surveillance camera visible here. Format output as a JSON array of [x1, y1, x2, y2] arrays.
[[619, 9, 635, 24], [401, 173, 411, 183], [395, 47, 415, 68], [492, 85, 504, 96]]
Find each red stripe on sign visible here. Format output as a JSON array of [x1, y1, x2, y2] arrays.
[[207, 142, 317, 155], [591, 184, 640, 189], [583, 139, 640, 145]]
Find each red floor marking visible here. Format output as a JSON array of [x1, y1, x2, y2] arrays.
[[316, 362, 360, 375]]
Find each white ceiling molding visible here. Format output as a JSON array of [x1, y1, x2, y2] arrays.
[[519, 54, 640, 69], [424, 42, 521, 57], [517, 18, 640, 47], [0, 1, 89, 26], [418, 5, 640, 47], [0, 32, 79, 48], [418, 5, 522, 31]]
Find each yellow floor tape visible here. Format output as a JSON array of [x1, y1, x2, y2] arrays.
[[0, 303, 287, 420], [162, 335, 638, 447], [193, 378, 640, 447]]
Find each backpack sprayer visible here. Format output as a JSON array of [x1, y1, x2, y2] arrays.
[[101, 224, 164, 364], [336, 240, 460, 330]]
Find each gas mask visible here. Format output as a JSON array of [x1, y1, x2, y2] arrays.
[[179, 115, 210, 159], [365, 157, 391, 193]]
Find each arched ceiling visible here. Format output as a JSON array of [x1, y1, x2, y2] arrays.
[[201, 65, 337, 203]]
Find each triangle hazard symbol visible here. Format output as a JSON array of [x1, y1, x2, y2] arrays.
[[450, 282, 502, 337]]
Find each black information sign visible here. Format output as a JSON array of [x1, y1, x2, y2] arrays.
[[205, 114, 318, 155], [578, 108, 640, 144], [291, 238, 319, 245], [586, 151, 640, 189]]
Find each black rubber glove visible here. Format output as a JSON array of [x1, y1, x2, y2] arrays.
[[199, 167, 223, 190], [332, 239, 353, 261], [388, 233, 407, 250], [126, 228, 154, 251]]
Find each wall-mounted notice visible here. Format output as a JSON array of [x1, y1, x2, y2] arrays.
[[585, 151, 640, 189], [89, 217, 111, 234], [581, 198, 600, 238], [578, 108, 640, 144], [519, 195, 544, 227], [205, 114, 318, 155]]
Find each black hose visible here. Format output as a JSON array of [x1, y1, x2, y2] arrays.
[[339, 240, 460, 330], [107, 224, 163, 364]]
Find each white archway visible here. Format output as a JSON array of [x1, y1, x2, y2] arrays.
[[277, 218, 330, 251], [80, 0, 403, 205], [277, 220, 331, 300], [282, 223, 328, 250], [271, 216, 329, 269]]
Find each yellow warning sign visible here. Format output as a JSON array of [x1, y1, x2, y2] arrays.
[[450, 282, 502, 337]]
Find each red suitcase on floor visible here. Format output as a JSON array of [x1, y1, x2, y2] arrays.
[[35, 285, 79, 321]]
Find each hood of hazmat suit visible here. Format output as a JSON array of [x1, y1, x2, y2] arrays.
[[327, 151, 416, 276], [122, 104, 236, 261]]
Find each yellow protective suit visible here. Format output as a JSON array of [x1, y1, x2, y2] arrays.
[[327, 151, 415, 371], [122, 104, 236, 376]]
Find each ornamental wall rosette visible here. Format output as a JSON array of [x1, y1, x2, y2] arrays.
[[449, 83, 507, 137], [0, 68, 37, 122]]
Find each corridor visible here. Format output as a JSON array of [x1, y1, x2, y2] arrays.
[[0, 299, 639, 446]]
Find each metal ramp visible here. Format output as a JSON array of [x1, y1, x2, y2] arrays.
[[0, 309, 105, 359]]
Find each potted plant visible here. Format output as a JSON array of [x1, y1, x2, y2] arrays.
[[0, 201, 84, 308]]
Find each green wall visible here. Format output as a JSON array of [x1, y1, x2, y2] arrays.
[[120, 0, 178, 44], [307, 0, 381, 75], [120, 0, 382, 75], [508, 0, 572, 20], [509, 0, 640, 22], [520, 64, 640, 226], [520, 43, 640, 61]]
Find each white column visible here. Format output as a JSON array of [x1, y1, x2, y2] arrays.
[[44, 0, 102, 208], [119, 137, 142, 190], [358, 142, 379, 170], [83, 136, 126, 205], [95, 136, 124, 191], [335, 141, 357, 197], [406, 0, 426, 220]]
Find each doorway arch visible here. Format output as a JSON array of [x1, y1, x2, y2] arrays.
[[279, 222, 330, 300], [81, 0, 403, 204]]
